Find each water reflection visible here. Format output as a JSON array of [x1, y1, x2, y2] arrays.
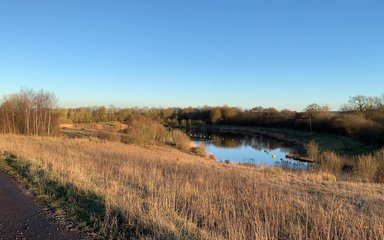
[[185, 129, 310, 170]]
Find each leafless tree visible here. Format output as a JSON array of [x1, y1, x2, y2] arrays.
[[0, 89, 58, 136]]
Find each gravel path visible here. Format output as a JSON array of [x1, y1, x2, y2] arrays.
[[0, 171, 82, 240]]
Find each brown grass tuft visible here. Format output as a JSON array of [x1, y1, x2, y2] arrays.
[[318, 151, 343, 175]]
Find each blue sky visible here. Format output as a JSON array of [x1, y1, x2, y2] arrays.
[[1, 0, 383, 110]]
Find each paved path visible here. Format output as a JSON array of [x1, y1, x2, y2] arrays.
[[0, 171, 82, 240]]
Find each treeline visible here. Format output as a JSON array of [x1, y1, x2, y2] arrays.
[[58, 105, 240, 126], [59, 107, 166, 124], [169, 95, 384, 146], [58, 95, 384, 146], [2, 88, 382, 147], [0, 89, 59, 136]]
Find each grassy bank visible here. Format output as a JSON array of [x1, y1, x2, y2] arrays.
[[175, 125, 376, 155], [0, 156, 106, 238], [263, 128, 375, 155], [0, 135, 383, 239]]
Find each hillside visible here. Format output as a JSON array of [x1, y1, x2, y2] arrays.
[[0, 135, 383, 239]]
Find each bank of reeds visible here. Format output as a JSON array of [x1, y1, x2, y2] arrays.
[[0, 135, 383, 239], [305, 140, 320, 159], [308, 141, 384, 183], [355, 150, 384, 182], [317, 151, 344, 175]]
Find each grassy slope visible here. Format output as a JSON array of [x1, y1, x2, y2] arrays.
[[265, 127, 375, 155], [0, 135, 383, 239]]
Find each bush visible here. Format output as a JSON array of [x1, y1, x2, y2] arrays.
[[355, 154, 380, 182], [171, 130, 191, 151], [333, 114, 384, 145], [192, 145, 207, 157], [318, 151, 343, 175], [125, 121, 167, 146], [373, 148, 384, 182], [305, 140, 319, 159]]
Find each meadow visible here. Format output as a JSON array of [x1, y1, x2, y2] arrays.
[[0, 135, 383, 240]]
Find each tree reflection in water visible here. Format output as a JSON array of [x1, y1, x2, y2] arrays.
[[185, 129, 309, 170]]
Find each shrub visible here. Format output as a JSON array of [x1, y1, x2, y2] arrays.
[[125, 121, 167, 146], [192, 145, 207, 157], [333, 114, 384, 145], [305, 140, 319, 159], [355, 154, 380, 182], [318, 151, 343, 175], [171, 130, 191, 151], [373, 148, 384, 182]]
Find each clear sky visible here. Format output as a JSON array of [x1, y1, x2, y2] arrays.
[[1, 0, 383, 111]]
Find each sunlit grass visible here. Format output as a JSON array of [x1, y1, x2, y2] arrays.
[[0, 135, 383, 239]]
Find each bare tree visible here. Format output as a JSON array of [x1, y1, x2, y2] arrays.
[[0, 89, 58, 136], [304, 103, 330, 133]]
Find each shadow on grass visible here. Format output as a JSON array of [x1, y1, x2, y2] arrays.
[[2, 157, 158, 240]]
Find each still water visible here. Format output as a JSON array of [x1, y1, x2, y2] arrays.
[[186, 129, 310, 170]]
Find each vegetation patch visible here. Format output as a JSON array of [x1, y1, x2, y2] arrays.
[[0, 136, 383, 239]]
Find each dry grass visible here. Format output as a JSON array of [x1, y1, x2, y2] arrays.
[[305, 140, 319, 159], [0, 135, 383, 239], [318, 151, 344, 175], [356, 154, 381, 182], [171, 129, 191, 150]]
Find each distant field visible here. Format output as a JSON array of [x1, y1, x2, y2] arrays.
[[0, 135, 383, 239]]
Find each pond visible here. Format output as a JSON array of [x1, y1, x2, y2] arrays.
[[185, 129, 311, 170]]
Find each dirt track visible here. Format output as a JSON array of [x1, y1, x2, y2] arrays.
[[0, 171, 82, 240]]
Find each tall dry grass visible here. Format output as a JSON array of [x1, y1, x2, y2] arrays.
[[374, 149, 384, 182], [317, 151, 344, 175], [171, 129, 191, 150], [0, 135, 383, 239], [305, 140, 319, 159], [355, 154, 381, 182], [315, 146, 384, 183]]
